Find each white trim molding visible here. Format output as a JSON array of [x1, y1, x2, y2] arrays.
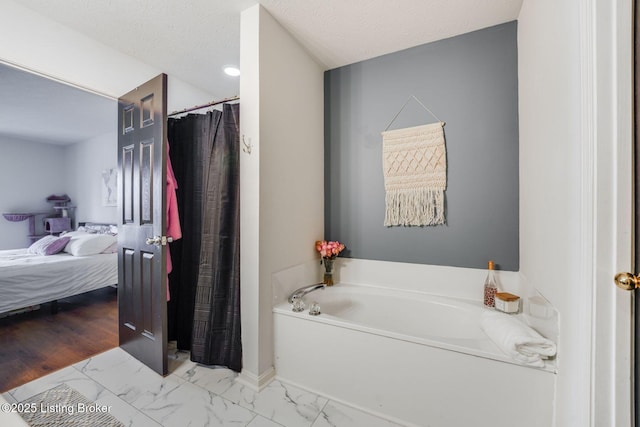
[[578, 0, 597, 425], [590, 0, 634, 425]]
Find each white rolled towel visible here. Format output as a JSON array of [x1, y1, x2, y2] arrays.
[[481, 311, 556, 368]]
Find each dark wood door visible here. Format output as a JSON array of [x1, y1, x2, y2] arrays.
[[635, 0, 639, 423], [117, 74, 168, 375], [633, 0, 640, 427]]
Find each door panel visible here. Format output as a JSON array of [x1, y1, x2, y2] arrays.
[[117, 74, 168, 376]]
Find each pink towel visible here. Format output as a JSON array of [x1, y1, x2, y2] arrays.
[[166, 141, 182, 301]]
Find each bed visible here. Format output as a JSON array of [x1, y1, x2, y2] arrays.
[[0, 223, 118, 315]]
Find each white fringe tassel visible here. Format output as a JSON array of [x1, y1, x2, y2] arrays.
[[385, 187, 445, 227]]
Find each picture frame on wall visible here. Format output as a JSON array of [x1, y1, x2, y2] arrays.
[[102, 168, 117, 207]]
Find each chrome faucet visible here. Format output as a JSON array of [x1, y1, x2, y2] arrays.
[[288, 283, 326, 304]]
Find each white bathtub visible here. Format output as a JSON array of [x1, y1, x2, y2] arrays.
[[273, 284, 555, 427]]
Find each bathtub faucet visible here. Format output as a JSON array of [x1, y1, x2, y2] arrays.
[[288, 283, 326, 304]]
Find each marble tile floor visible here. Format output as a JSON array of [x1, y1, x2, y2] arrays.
[[2, 344, 403, 427]]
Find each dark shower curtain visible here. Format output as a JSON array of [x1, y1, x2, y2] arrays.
[[167, 103, 241, 371]]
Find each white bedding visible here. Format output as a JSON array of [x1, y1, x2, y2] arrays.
[[0, 249, 117, 314]]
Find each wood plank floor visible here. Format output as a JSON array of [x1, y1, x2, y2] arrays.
[[0, 287, 118, 393]]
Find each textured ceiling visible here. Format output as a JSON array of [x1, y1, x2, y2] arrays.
[[259, 0, 523, 69], [16, 0, 258, 99], [6, 0, 522, 145], [16, 0, 522, 97]]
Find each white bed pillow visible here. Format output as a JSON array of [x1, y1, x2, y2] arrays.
[[63, 233, 117, 256], [62, 230, 94, 238]]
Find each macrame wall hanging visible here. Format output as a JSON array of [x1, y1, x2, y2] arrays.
[[382, 96, 447, 227]]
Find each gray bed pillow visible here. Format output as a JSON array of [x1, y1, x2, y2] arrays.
[[27, 235, 71, 256]]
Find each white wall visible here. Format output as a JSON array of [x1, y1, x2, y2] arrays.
[[65, 130, 119, 226], [240, 4, 325, 387], [239, 5, 262, 385], [518, 1, 635, 424], [0, 137, 67, 249], [518, 0, 581, 422]]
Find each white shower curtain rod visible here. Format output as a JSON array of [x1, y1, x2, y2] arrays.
[[168, 95, 240, 117]]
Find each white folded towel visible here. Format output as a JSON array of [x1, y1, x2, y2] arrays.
[[481, 311, 557, 368]]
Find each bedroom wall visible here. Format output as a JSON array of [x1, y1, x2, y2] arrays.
[[0, 137, 68, 249], [64, 129, 119, 226], [0, 132, 117, 250]]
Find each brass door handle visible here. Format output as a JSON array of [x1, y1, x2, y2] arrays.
[[614, 272, 640, 291]]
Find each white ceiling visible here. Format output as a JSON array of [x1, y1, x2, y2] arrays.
[[4, 0, 522, 145], [260, 0, 523, 71]]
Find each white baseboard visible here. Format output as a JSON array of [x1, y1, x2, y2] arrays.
[[236, 366, 276, 392]]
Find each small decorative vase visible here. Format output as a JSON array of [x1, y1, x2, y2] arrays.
[[322, 258, 335, 286]]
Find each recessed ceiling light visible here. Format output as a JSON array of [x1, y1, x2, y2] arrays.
[[224, 66, 240, 77]]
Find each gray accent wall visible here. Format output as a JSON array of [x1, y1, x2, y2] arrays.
[[324, 21, 519, 271]]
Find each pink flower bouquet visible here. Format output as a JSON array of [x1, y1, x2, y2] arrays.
[[315, 240, 346, 285], [315, 240, 346, 260]]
